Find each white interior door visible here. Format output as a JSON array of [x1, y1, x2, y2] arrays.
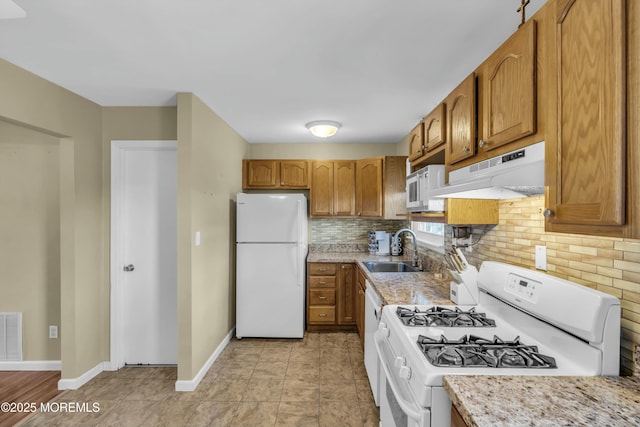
[[112, 141, 177, 365]]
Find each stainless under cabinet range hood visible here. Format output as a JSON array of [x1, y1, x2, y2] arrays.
[[430, 141, 545, 200]]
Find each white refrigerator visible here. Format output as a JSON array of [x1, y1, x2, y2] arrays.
[[235, 193, 308, 338]]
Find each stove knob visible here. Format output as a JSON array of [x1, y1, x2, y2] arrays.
[[394, 356, 406, 368], [399, 365, 412, 380]]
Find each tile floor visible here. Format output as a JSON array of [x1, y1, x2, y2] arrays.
[[20, 332, 379, 427]]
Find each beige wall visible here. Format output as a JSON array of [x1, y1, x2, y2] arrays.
[[396, 133, 410, 159], [248, 142, 402, 159], [176, 93, 249, 381], [0, 121, 61, 360], [0, 59, 104, 378]]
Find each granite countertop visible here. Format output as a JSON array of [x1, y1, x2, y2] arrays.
[[306, 251, 452, 305], [444, 375, 640, 427]]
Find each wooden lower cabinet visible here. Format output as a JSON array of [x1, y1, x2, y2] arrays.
[[307, 262, 356, 330], [355, 267, 366, 349], [337, 263, 356, 325], [451, 405, 469, 427]]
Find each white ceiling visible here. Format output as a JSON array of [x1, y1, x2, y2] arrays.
[[0, 0, 545, 144]]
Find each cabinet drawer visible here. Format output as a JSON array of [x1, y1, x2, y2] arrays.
[[309, 289, 336, 305], [308, 263, 337, 276], [309, 276, 336, 288], [309, 306, 336, 323]]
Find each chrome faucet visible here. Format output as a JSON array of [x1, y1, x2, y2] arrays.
[[393, 228, 421, 269]]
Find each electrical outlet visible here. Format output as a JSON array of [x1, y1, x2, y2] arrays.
[[535, 245, 547, 270], [49, 325, 58, 339]]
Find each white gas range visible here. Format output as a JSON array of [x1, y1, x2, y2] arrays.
[[375, 261, 621, 427]]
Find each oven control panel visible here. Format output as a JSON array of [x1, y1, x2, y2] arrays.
[[505, 273, 541, 303]]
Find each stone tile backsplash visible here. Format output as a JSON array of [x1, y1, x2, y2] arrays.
[[311, 218, 408, 245]]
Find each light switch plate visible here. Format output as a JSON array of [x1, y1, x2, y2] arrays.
[[535, 245, 547, 270], [195, 231, 201, 246], [49, 325, 58, 339]]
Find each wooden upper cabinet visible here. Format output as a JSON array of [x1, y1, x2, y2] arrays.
[[311, 160, 356, 217], [446, 73, 477, 165], [280, 160, 310, 187], [311, 161, 335, 216], [407, 123, 424, 162], [356, 158, 383, 217], [424, 103, 446, 152], [546, 0, 626, 233], [480, 19, 537, 152], [244, 160, 278, 187], [333, 161, 357, 216], [408, 105, 445, 166], [243, 159, 310, 189]]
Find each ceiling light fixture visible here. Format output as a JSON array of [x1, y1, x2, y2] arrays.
[[306, 121, 341, 139]]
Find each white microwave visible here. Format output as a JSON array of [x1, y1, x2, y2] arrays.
[[406, 164, 446, 212]]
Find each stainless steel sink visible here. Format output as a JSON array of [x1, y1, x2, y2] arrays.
[[363, 261, 421, 273]]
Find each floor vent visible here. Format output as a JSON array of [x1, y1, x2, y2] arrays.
[[0, 312, 23, 361]]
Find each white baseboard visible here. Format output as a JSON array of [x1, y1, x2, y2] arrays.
[[0, 360, 61, 371], [58, 361, 109, 390], [175, 327, 235, 392]]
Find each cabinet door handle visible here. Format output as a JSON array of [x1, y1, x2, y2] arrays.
[[318, 281, 326, 285], [463, 146, 470, 153], [479, 140, 486, 148], [318, 296, 327, 299], [318, 268, 326, 272], [543, 208, 554, 218], [319, 313, 327, 317]]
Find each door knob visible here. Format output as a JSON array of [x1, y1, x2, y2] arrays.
[[123, 264, 135, 272]]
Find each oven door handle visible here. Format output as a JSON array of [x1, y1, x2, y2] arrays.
[[374, 332, 423, 422]]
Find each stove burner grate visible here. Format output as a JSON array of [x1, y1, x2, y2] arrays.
[[396, 306, 496, 327], [416, 334, 557, 369]]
